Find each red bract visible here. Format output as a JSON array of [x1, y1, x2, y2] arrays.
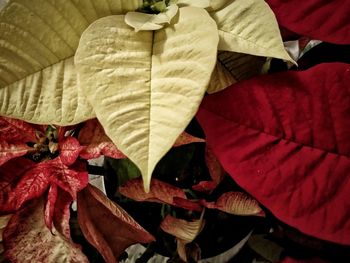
[[173, 132, 205, 147], [197, 63, 350, 245], [266, 0, 350, 44], [77, 184, 155, 263], [3, 199, 88, 263], [78, 119, 126, 160], [0, 118, 37, 165], [119, 178, 187, 205]]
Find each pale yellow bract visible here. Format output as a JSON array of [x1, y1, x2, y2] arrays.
[[0, 0, 294, 191]]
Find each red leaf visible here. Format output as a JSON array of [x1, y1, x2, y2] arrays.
[[45, 158, 89, 200], [0, 158, 36, 212], [77, 184, 155, 263], [59, 137, 83, 166], [205, 147, 225, 185], [266, 0, 350, 44], [173, 132, 205, 147], [119, 178, 186, 205], [3, 198, 88, 263], [53, 189, 74, 239], [78, 119, 126, 159], [173, 197, 203, 212], [0, 141, 31, 166], [0, 117, 37, 143], [44, 185, 58, 230], [192, 181, 217, 192], [197, 63, 350, 245]]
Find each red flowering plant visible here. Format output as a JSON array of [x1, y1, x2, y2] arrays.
[[1, 0, 350, 262]]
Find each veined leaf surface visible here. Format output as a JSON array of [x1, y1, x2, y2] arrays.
[[75, 7, 219, 191], [197, 63, 350, 245], [0, 0, 142, 124], [210, 0, 294, 62]]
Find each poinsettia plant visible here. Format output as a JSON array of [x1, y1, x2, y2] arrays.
[[1, 0, 350, 262]]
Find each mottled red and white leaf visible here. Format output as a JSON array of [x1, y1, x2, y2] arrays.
[[197, 63, 350, 244], [46, 158, 88, 200], [78, 119, 126, 160], [59, 137, 82, 166], [45, 185, 58, 230], [0, 141, 31, 166], [173, 132, 205, 147], [0, 214, 11, 257], [77, 184, 155, 263], [119, 178, 186, 205], [202, 192, 263, 216], [160, 212, 205, 244], [266, 0, 350, 44], [173, 197, 203, 212], [0, 117, 37, 143], [3, 198, 88, 263], [0, 158, 47, 212]]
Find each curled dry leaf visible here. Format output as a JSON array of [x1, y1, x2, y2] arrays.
[[0, 214, 11, 257], [3, 198, 88, 263], [119, 178, 186, 205], [160, 212, 205, 244], [173, 132, 205, 147], [77, 184, 155, 263], [205, 147, 225, 185], [207, 192, 263, 216], [173, 197, 203, 212]]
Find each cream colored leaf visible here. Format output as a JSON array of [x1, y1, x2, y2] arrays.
[[210, 0, 295, 62], [75, 7, 218, 192], [177, 0, 210, 8], [0, 0, 142, 124], [125, 4, 179, 31], [0, 57, 95, 125]]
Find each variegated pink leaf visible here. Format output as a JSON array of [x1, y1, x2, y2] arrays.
[[0, 158, 36, 212], [173, 132, 205, 147], [119, 178, 186, 205], [3, 198, 88, 263], [160, 212, 205, 244], [44, 185, 58, 230], [0, 117, 37, 143], [202, 192, 264, 216], [53, 189, 74, 239], [78, 119, 126, 160], [46, 158, 88, 200], [77, 184, 155, 263], [59, 137, 83, 166], [0, 141, 31, 166]]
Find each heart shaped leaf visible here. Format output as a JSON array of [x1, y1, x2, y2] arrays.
[[197, 63, 350, 245], [75, 7, 219, 191]]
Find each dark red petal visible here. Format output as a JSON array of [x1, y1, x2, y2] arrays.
[[197, 63, 350, 245], [266, 0, 350, 44]]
